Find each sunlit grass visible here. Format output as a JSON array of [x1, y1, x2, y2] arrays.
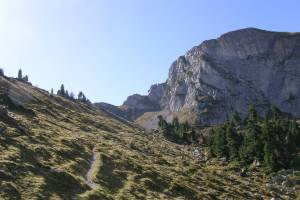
[[0, 77, 299, 199]]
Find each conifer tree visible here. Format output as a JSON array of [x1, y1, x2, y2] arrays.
[[208, 129, 216, 156], [226, 122, 240, 160], [18, 69, 23, 80], [240, 120, 262, 163], [289, 120, 300, 147], [158, 115, 168, 130], [65, 90, 69, 98], [232, 111, 242, 127], [247, 104, 258, 124], [60, 84, 65, 97], [78, 91, 83, 100], [263, 143, 275, 172], [82, 94, 87, 102], [262, 118, 276, 171], [271, 106, 280, 121], [23, 75, 29, 82], [172, 117, 180, 138], [262, 118, 271, 141], [214, 125, 228, 158]]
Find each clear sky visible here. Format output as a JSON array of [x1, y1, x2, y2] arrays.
[[0, 0, 299, 105]]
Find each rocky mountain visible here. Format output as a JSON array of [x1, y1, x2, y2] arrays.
[[96, 83, 166, 121], [101, 28, 300, 130]]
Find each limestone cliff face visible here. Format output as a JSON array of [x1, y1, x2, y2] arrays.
[[99, 28, 300, 128], [159, 28, 300, 125]]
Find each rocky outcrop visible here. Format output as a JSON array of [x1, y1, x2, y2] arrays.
[[96, 83, 166, 121], [101, 28, 300, 129]]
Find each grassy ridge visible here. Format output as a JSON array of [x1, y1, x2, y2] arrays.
[[0, 77, 298, 199]]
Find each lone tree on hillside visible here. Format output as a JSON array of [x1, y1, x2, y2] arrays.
[[18, 69, 23, 80]]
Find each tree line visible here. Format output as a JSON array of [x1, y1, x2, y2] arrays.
[[0, 68, 30, 83], [208, 105, 300, 172], [18, 69, 29, 82], [2, 68, 91, 104], [55, 84, 90, 104], [157, 116, 196, 144]]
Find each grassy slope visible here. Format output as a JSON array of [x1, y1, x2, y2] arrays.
[[0, 76, 298, 200]]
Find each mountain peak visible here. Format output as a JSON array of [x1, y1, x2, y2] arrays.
[[101, 28, 300, 130]]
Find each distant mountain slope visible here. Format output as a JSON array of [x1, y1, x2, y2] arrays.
[[1, 76, 297, 199], [102, 28, 300, 130], [96, 83, 166, 121]]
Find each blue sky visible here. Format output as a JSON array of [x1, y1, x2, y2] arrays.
[[0, 0, 299, 105]]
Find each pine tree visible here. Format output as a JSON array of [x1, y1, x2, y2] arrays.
[[262, 118, 276, 171], [262, 118, 271, 141], [65, 90, 69, 98], [214, 125, 228, 158], [247, 104, 258, 124], [226, 122, 240, 160], [240, 121, 262, 164], [82, 94, 87, 102], [172, 117, 180, 139], [271, 106, 280, 121], [50, 88, 54, 96], [158, 115, 168, 130], [157, 115, 171, 138], [208, 129, 217, 156], [18, 69, 23, 80], [0, 68, 4, 76], [263, 143, 275, 172], [289, 120, 300, 147], [23, 75, 29, 82], [60, 84, 65, 97], [78, 91, 83, 100], [178, 123, 184, 140], [232, 111, 242, 127]]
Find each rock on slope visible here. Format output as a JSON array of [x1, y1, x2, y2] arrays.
[[1, 76, 297, 199], [102, 28, 300, 129]]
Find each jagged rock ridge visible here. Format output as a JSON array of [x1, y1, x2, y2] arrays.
[[99, 28, 300, 129]]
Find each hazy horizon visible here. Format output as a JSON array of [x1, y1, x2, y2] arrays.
[[1, 0, 300, 105]]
